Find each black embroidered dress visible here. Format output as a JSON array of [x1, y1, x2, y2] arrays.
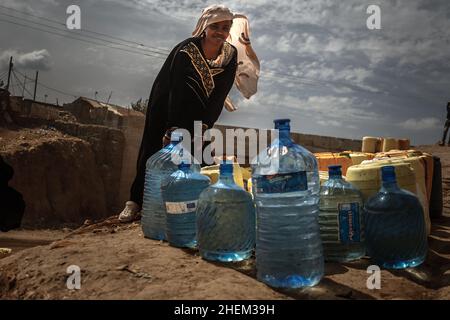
[[130, 37, 237, 207]]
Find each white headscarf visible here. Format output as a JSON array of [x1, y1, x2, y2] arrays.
[[192, 5, 260, 112], [192, 5, 235, 37]]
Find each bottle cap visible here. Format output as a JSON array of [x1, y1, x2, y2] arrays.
[[274, 119, 291, 130], [219, 160, 233, 175], [381, 166, 397, 183], [178, 162, 190, 171], [170, 131, 183, 142], [328, 165, 342, 177]]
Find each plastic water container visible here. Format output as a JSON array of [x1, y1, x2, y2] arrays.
[[318, 165, 365, 262], [347, 158, 431, 235], [141, 131, 200, 240], [364, 166, 428, 269], [314, 152, 353, 176], [200, 163, 245, 189], [252, 119, 323, 288], [362, 136, 381, 153], [161, 162, 210, 248], [196, 161, 255, 262]]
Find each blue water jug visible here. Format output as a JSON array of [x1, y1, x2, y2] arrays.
[[142, 131, 200, 240], [161, 162, 210, 248], [319, 165, 365, 262], [252, 118, 323, 288], [196, 161, 255, 262], [364, 166, 428, 269]]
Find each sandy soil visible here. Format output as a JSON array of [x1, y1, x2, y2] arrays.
[[0, 212, 449, 300]]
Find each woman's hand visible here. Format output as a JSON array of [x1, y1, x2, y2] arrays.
[[162, 127, 179, 147]]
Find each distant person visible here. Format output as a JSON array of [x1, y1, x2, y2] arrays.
[[118, 5, 259, 223], [0, 156, 25, 232], [0, 88, 11, 124], [439, 102, 450, 146]]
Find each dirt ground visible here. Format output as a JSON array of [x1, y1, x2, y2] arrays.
[[1, 125, 110, 227], [0, 128, 449, 299], [1, 214, 449, 300]]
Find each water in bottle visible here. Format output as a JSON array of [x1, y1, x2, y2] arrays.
[[142, 131, 200, 240], [364, 166, 427, 269], [252, 119, 323, 288], [196, 161, 255, 262], [319, 165, 365, 262], [161, 162, 210, 248]]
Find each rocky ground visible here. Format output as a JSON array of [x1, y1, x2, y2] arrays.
[[0, 127, 449, 299]]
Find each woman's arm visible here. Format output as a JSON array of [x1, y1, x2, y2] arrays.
[[166, 51, 193, 129]]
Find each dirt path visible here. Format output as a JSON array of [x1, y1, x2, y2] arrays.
[[0, 229, 69, 259], [0, 214, 449, 300]]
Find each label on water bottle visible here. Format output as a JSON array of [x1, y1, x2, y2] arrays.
[[254, 171, 308, 194], [165, 200, 198, 214], [338, 202, 361, 243]]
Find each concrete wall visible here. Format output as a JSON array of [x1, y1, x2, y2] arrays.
[[118, 115, 145, 206], [214, 124, 362, 165]]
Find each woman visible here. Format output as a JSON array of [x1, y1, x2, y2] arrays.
[[119, 5, 242, 222], [439, 102, 450, 146]]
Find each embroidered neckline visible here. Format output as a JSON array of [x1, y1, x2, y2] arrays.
[[205, 42, 234, 68], [179, 40, 234, 97], [180, 42, 215, 97]]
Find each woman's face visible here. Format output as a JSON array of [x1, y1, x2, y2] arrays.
[[204, 20, 232, 46]]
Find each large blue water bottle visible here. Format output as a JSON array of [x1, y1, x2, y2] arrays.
[[318, 165, 365, 262], [364, 166, 427, 269], [196, 161, 255, 262], [161, 162, 210, 248], [252, 119, 323, 288], [141, 131, 200, 240]]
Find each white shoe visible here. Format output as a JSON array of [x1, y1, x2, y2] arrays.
[[118, 201, 141, 223]]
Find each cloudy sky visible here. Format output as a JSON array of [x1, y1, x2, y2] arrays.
[[0, 0, 449, 145]]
